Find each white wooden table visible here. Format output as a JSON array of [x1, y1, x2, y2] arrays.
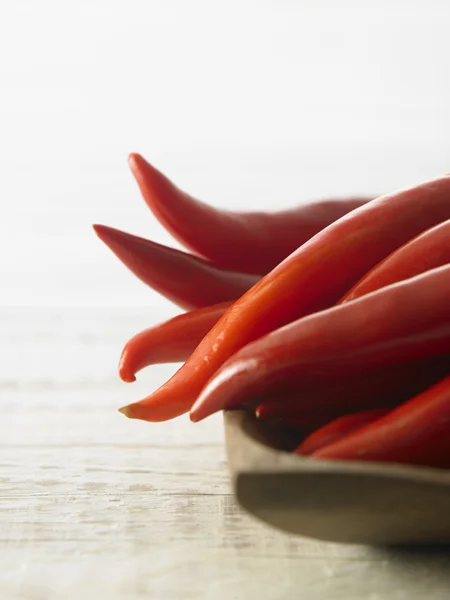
[[2, 306, 450, 599]]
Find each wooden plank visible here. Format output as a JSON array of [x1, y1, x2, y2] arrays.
[[1, 308, 450, 599]]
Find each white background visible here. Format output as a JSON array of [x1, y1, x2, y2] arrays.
[[1, 0, 450, 308]]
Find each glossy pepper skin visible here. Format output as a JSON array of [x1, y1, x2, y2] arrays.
[[312, 375, 450, 468], [129, 153, 373, 275], [255, 356, 450, 421], [296, 408, 390, 456], [190, 265, 450, 421], [93, 224, 258, 310], [119, 302, 231, 382], [339, 218, 450, 304], [118, 175, 450, 423]]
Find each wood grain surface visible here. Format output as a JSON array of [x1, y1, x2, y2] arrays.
[[1, 307, 450, 599]]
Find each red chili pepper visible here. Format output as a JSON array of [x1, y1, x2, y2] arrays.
[[296, 408, 390, 456], [129, 153, 373, 274], [311, 374, 450, 468], [255, 357, 450, 421], [118, 175, 450, 423], [190, 265, 450, 421], [93, 224, 258, 310], [119, 301, 230, 382], [339, 218, 450, 304]]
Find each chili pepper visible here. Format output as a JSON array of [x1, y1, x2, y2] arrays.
[[190, 265, 450, 421], [255, 356, 450, 421], [339, 218, 450, 304], [119, 301, 231, 382], [311, 374, 450, 468], [93, 224, 258, 310], [129, 153, 373, 275], [118, 175, 450, 423], [296, 408, 390, 456]]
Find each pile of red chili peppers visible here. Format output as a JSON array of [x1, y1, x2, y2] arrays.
[[94, 154, 450, 470]]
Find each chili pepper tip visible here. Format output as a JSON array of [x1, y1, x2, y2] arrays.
[[122, 374, 137, 383], [128, 152, 142, 168], [189, 407, 205, 422], [92, 223, 121, 243], [92, 223, 107, 238], [118, 405, 132, 418], [118, 361, 137, 383]]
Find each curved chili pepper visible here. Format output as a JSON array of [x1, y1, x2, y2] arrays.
[[119, 301, 231, 382], [311, 374, 450, 468], [339, 218, 450, 304], [255, 357, 450, 421], [93, 225, 258, 310], [129, 153, 372, 275], [190, 265, 450, 421], [296, 408, 390, 456], [119, 175, 450, 423]]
